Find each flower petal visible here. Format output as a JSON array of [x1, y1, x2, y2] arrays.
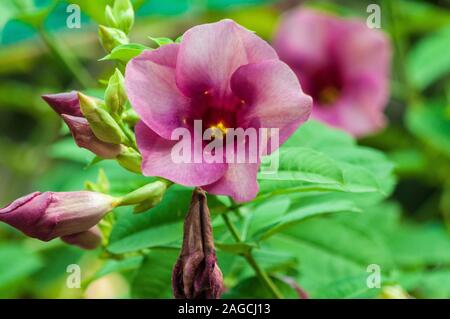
[[231, 60, 312, 151], [136, 121, 227, 186], [42, 91, 83, 117], [125, 44, 191, 140], [61, 226, 102, 250], [176, 19, 277, 101], [203, 162, 259, 203]]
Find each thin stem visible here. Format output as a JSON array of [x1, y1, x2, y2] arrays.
[[38, 27, 95, 88], [221, 213, 284, 299]]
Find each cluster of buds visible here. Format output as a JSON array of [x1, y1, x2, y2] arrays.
[[99, 0, 134, 53], [42, 69, 141, 173], [172, 188, 223, 299]]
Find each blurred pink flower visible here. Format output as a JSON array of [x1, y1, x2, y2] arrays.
[[125, 19, 312, 202], [0, 191, 114, 248], [42, 92, 121, 158], [274, 9, 391, 137]]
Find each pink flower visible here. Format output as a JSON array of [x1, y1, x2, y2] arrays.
[[125, 19, 312, 202], [274, 9, 391, 137], [0, 191, 114, 245], [42, 92, 121, 158]]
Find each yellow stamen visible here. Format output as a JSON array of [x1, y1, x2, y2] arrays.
[[319, 86, 340, 105], [210, 121, 227, 138]]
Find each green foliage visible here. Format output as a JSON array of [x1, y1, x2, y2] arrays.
[[407, 25, 450, 90], [406, 102, 450, 158], [100, 43, 149, 63]]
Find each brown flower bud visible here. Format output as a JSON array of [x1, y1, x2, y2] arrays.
[[172, 188, 223, 299]]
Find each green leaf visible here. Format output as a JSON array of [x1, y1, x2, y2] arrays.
[[223, 276, 299, 299], [0, 244, 42, 291], [131, 248, 179, 298], [387, 223, 450, 268], [259, 147, 344, 186], [149, 36, 174, 47], [313, 274, 380, 299], [108, 186, 192, 254], [216, 242, 258, 255], [406, 102, 450, 157], [100, 43, 149, 63], [92, 256, 143, 282], [407, 24, 450, 90], [257, 121, 394, 198], [252, 199, 361, 241]]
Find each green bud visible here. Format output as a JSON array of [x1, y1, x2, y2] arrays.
[[105, 68, 127, 115], [118, 179, 170, 207], [105, 5, 118, 28], [78, 92, 126, 144], [112, 0, 135, 34], [122, 108, 140, 126], [116, 146, 142, 173], [98, 25, 129, 53]]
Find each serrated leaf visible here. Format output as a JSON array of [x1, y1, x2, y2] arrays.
[[252, 199, 361, 241], [259, 147, 344, 186]]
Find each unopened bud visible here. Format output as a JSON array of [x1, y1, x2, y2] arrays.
[[116, 146, 142, 173], [105, 68, 127, 115], [0, 191, 115, 242], [98, 25, 129, 53], [78, 92, 126, 144], [105, 0, 134, 34], [61, 226, 103, 250]]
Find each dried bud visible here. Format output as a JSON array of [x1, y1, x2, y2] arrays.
[[61, 226, 103, 250], [0, 191, 115, 242], [98, 25, 129, 53], [172, 188, 223, 299]]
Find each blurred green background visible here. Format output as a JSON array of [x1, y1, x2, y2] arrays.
[[1, 0, 450, 299]]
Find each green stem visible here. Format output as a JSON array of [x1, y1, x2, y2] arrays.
[[38, 27, 95, 88], [383, 0, 419, 106], [221, 213, 284, 299]]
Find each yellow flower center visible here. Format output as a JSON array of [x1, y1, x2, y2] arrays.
[[318, 86, 340, 105]]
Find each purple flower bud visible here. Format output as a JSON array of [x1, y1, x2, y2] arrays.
[[172, 188, 223, 299], [42, 92, 121, 159], [61, 226, 103, 250], [42, 91, 83, 117], [0, 191, 115, 242], [61, 114, 121, 159]]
